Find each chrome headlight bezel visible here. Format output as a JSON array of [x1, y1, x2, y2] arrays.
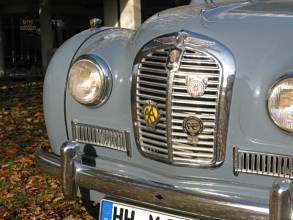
[[267, 74, 293, 133], [68, 54, 112, 106]]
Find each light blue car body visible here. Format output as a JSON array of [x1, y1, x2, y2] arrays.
[[43, 0, 293, 209]]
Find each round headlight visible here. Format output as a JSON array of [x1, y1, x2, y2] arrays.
[[268, 76, 293, 132], [68, 55, 112, 105]]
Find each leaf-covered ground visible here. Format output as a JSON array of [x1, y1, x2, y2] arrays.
[[0, 81, 93, 219]]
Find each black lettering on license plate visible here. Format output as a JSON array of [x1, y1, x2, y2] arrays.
[[113, 207, 135, 220], [149, 215, 174, 220], [149, 215, 160, 220]]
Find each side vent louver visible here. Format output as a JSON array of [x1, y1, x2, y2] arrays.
[[233, 147, 293, 179], [72, 122, 129, 153]]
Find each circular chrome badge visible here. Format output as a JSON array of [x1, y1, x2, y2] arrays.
[[143, 101, 160, 127], [186, 76, 208, 98], [183, 116, 204, 136]]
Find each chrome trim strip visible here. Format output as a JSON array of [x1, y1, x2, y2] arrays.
[[36, 144, 269, 220], [71, 121, 130, 154], [233, 147, 293, 179], [131, 31, 236, 167], [167, 49, 182, 162]]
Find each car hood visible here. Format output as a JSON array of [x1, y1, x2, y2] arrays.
[[132, 0, 293, 52]]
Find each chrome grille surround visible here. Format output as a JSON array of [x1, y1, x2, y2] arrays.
[[132, 31, 236, 166], [233, 147, 293, 179], [72, 121, 129, 153]]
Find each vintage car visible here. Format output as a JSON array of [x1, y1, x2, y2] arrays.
[[37, 0, 293, 219]]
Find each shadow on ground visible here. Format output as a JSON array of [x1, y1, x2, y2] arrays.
[[0, 80, 93, 219]]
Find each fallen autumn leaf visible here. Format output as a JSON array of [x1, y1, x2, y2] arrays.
[[0, 80, 93, 219]]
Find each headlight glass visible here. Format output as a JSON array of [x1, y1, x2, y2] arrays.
[[268, 76, 293, 132], [68, 56, 111, 105]]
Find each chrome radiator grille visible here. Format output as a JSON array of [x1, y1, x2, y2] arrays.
[[136, 49, 169, 159], [133, 32, 235, 166], [171, 49, 220, 164], [234, 147, 293, 179]]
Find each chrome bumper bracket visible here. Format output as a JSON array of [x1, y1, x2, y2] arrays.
[[269, 179, 293, 220], [61, 141, 77, 199]]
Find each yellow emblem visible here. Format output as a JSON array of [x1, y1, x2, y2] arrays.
[[143, 101, 160, 127]]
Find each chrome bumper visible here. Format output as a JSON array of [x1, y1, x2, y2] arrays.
[[36, 141, 293, 220]]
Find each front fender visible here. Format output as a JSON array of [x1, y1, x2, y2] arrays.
[[43, 27, 111, 154]]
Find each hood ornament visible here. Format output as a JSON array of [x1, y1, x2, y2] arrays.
[[89, 18, 102, 29], [167, 49, 181, 70]]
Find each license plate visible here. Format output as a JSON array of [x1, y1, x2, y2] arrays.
[[100, 199, 193, 220]]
